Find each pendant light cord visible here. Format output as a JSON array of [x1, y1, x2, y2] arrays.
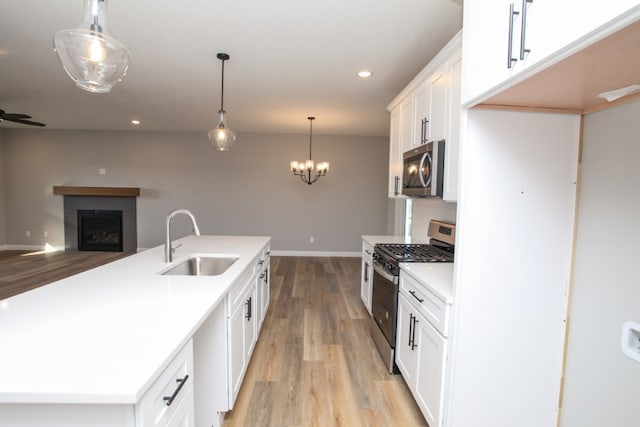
[[308, 116, 314, 160], [219, 57, 225, 113]]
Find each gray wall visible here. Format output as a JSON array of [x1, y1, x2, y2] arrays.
[[560, 100, 640, 426], [2, 129, 389, 252], [0, 130, 5, 245]]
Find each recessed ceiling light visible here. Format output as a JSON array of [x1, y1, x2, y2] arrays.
[[131, 120, 141, 125], [357, 70, 372, 79]]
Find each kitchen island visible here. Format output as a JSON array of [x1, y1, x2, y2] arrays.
[[0, 234, 271, 427]]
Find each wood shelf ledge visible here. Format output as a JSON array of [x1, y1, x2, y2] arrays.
[[53, 186, 141, 197]]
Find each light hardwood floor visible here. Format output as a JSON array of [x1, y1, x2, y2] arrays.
[[223, 256, 427, 427]]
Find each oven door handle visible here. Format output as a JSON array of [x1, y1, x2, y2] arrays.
[[373, 261, 397, 283]]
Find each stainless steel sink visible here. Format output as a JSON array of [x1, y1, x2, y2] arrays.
[[160, 256, 238, 276]]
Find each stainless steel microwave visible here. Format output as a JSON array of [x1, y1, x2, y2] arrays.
[[402, 140, 445, 197]]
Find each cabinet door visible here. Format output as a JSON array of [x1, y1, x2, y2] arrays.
[[414, 311, 447, 427], [228, 301, 246, 405], [461, 0, 514, 104], [244, 282, 258, 364], [411, 81, 431, 150], [360, 256, 372, 315], [395, 293, 418, 385], [399, 96, 413, 152], [166, 385, 194, 427], [259, 260, 270, 328], [443, 51, 462, 202], [428, 66, 448, 142], [388, 105, 403, 197]]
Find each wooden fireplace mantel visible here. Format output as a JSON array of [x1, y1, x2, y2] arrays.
[[53, 186, 141, 197]]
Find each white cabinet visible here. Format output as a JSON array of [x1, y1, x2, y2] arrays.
[[194, 244, 270, 427], [396, 271, 450, 427], [388, 97, 412, 197], [461, 0, 640, 105], [443, 51, 462, 201], [360, 239, 374, 315], [412, 65, 448, 150], [136, 340, 195, 427], [256, 247, 271, 332], [387, 31, 462, 201], [446, 109, 580, 427], [228, 270, 258, 405]]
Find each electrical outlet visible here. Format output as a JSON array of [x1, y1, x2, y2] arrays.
[[309, 236, 315, 243], [44, 231, 48, 238], [25, 230, 31, 237], [99, 168, 106, 175]]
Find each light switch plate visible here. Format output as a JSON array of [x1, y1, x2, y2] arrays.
[[621, 321, 640, 362]]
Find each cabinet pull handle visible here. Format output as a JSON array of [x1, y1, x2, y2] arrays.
[[163, 374, 189, 406], [411, 317, 419, 350], [409, 290, 424, 303], [507, 2, 519, 68], [408, 313, 415, 348], [258, 260, 264, 265], [246, 296, 252, 321], [394, 175, 400, 195], [520, 0, 533, 59], [264, 268, 269, 283], [364, 262, 370, 282]]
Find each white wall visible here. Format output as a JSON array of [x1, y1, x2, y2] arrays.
[[410, 198, 456, 240], [560, 100, 640, 426], [2, 129, 389, 253]]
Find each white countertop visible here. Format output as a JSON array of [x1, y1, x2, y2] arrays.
[[0, 235, 270, 405], [400, 263, 454, 304]]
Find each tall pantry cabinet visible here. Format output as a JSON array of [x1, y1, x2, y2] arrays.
[[446, 2, 640, 427]]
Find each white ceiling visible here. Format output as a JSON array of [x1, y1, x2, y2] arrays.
[[0, 0, 463, 136]]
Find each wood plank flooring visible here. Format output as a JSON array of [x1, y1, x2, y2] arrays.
[[0, 250, 131, 300], [223, 257, 427, 427]]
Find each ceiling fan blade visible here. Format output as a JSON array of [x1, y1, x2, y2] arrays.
[[5, 118, 46, 127], [4, 113, 32, 120]]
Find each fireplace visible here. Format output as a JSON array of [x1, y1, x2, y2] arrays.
[[77, 210, 123, 252], [54, 186, 139, 253]]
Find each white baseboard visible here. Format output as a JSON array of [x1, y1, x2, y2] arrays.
[[2, 244, 64, 252]]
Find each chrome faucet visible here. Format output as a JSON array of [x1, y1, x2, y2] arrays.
[[165, 209, 201, 263]]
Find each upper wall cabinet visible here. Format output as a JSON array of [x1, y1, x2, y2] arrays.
[[461, 0, 640, 106], [387, 31, 462, 201]]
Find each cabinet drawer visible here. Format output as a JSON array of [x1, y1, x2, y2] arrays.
[[400, 271, 450, 337], [136, 339, 194, 427]]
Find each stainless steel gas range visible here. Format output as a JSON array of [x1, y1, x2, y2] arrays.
[[370, 220, 455, 373]]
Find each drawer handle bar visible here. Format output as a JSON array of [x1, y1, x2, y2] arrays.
[[507, 2, 519, 68], [520, 0, 533, 60], [163, 374, 189, 406], [409, 290, 424, 303]]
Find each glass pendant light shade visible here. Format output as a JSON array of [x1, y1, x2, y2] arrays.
[[208, 111, 237, 151], [208, 53, 236, 151], [53, 0, 131, 93]]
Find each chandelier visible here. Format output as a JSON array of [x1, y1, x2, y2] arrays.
[[290, 117, 329, 185], [53, 0, 131, 93], [208, 53, 237, 151]]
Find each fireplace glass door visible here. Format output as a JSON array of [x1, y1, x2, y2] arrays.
[[77, 210, 123, 252]]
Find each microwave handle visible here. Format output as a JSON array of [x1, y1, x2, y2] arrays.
[[419, 152, 432, 188]]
